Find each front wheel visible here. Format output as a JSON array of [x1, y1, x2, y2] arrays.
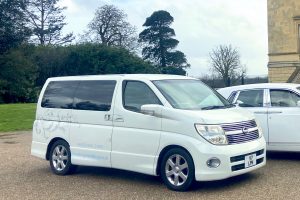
[[160, 148, 195, 191], [49, 140, 76, 175]]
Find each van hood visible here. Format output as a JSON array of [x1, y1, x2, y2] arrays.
[[182, 107, 254, 124]]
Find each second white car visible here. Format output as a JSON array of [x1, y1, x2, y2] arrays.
[[218, 83, 300, 152]]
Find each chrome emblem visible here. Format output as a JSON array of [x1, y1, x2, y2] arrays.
[[242, 127, 250, 134]]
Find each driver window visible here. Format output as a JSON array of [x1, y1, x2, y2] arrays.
[[236, 89, 264, 107], [270, 89, 300, 107], [123, 81, 162, 112]]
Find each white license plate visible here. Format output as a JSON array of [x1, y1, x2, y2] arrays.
[[245, 154, 256, 168]]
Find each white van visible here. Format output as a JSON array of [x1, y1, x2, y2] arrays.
[[31, 74, 266, 191]]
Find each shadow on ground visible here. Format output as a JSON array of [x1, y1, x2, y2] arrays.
[[267, 151, 300, 161], [73, 165, 259, 191]]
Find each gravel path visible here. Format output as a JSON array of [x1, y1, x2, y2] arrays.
[[0, 131, 300, 200]]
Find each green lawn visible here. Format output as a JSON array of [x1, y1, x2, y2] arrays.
[[0, 103, 36, 133]]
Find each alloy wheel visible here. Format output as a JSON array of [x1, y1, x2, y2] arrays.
[[165, 154, 189, 186]]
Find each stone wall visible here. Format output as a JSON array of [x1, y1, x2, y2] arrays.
[[268, 0, 300, 54], [268, 66, 296, 82], [268, 0, 300, 83]]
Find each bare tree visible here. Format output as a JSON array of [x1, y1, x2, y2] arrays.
[[81, 4, 137, 51], [209, 45, 246, 86], [25, 0, 74, 45]]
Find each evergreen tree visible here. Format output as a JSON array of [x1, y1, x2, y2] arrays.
[[139, 10, 189, 75], [0, 0, 31, 54]]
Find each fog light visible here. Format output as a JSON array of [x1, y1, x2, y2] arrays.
[[207, 158, 221, 168]]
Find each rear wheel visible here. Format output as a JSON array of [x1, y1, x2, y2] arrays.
[[49, 140, 76, 175], [160, 148, 195, 191]]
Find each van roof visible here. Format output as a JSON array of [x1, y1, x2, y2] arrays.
[[47, 74, 196, 81]]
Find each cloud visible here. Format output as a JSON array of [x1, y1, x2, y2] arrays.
[[60, 0, 268, 77]]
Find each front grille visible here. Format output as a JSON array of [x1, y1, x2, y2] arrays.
[[226, 130, 259, 144], [230, 149, 265, 172], [221, 120, 259, 145], [221, 120, 257, 132]]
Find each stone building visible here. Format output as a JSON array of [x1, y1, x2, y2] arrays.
[[268, 0, 300, 83]]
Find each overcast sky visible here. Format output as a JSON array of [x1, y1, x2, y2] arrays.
[[59, 0, 268, 77]]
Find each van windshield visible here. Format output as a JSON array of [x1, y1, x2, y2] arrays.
[[153, 79, 232, 110]]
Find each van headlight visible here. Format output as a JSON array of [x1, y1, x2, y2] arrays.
[[195, 124, 228, 145]]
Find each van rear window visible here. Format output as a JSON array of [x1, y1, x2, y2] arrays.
[[41, 81, 78, 109], [74, 80, 116, 111], [41, 80, 116, 111]]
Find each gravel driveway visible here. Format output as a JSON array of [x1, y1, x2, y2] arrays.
[[0, 131, 300, 200]]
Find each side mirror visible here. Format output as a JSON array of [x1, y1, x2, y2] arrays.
[[140, 104, 162, 117], [297, 101, 300, 107]]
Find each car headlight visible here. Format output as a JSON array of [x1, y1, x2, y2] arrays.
[[195, 124, 228, 145]]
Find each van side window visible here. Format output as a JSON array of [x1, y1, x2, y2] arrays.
[[123, 81, 161, 112], [41, 81, 78, 109], [236, 89, 264, 107], [74, 80, 116, 111], [270, 89, 300, 107]]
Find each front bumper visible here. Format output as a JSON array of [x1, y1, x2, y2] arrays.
[[194, 137, 266, 181]]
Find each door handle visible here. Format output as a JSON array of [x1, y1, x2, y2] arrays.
[[268, 111, 282, 114], [113, 115, 124, 122], [254, 111, 268, 114], [104, 114, 112, 121]]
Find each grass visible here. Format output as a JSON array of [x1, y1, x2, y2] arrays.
[[0, 103, 36, 133]]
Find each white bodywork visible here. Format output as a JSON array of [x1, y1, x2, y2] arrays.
[[32, 74, 266, 181], [218, 83, 300, 152]]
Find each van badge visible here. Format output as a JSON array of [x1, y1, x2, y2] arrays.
[[242, 127, 250, 134]]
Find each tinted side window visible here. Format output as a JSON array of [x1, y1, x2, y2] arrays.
[[228, 91, 237, 103], [123, 81, 161, 112], [74, 80, 116, 111], [270, 89, 300, 107], [41, 81, 78, 109], [237, 89, 264, 107]]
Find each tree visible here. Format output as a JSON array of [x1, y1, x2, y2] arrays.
[[209, 45, 246, 87], [82, 4, 137, 51], [0, 0, 31, 54], [0, 46, 37, 103], [139, 10, 189, 74], [33, 43, 158, 87], [25, 0, 74, 45], [0, 43, 159, 103]]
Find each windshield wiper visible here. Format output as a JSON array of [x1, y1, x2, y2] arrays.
[[201, 104, 234, 110], [226, 104, 235, 108], [201, 105, 226, 110]]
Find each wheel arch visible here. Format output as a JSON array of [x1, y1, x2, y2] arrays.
[[46, 137, 69, 160], [155, 145, 195, 176]]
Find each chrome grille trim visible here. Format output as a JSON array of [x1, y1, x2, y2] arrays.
[[221, 120, 259, 145], [225, 127, 258, 135], [221, 120, 257, 132], [226, 130, 259, 144]]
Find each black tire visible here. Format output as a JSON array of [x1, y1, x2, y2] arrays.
[[49, 140, 76, 175], [160, 148, 195, 191]]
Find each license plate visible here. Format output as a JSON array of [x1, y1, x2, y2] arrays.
[[245, 154, 256, 168]]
